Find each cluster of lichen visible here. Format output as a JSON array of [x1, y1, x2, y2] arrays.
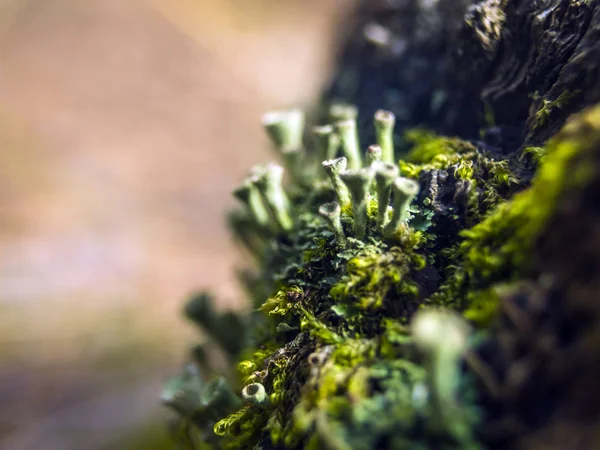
[[163, 100, 600, 449]]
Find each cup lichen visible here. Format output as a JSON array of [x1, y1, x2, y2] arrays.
[[165, 102, 600, 450]]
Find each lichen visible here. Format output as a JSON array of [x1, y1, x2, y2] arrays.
[[164, 103, 600, 450]]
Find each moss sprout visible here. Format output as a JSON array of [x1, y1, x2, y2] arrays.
[[531, 90, 580, 131]]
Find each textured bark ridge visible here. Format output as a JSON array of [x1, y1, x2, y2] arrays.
[[452, 0, 600, 146], [327, 0, 600, 149], [164, 2, 600, 449]]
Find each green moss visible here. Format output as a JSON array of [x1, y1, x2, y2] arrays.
[[520, 146, 547, 165], [462, 107, 595, 278], [404, 128, 476, 164], [454, 160, 474, 180], [487, 160, 517, 187], [329, 232, 423, 310], [461, 288, 502, 326], [291, 352, 429, 450], [260, 287, 305, 317], [166, 104, 600, 449], [428, 104, 600, 320], [399, 128, 519, 217], [531, 89, 581, 131], [398, 128, 477, 178]]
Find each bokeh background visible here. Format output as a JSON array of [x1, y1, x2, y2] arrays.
[[0, 1, 355, 448]]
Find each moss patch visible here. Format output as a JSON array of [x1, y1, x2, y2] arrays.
[[165, 104, 600, 450]]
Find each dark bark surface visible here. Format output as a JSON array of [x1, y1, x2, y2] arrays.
[[327, 0, 600, 151]]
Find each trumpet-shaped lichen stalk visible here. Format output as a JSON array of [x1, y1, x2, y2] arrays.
[[335, 119, 362, 169], [328, 102, 358, 121], [340, 167, 375, 239], [318, 202, 346, 246], [365, 144, 382, 166], [281, 147, 305, 182], [373, 162, 400, 230], [242, 383, 269, 408], [374, 110, 396, 164], [411, 310, 472, 443], [262, 110, 306, 179], [228, 211, 266, 260], [322, 157, 351, 208], [383, 176, 420, 237], [232, 178, 271, 231], [312, 125, 340, 162], [253, 163, 294, 232], [261, 109, 305, 152]]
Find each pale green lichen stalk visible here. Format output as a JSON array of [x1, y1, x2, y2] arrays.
[[318, 202, 345, 247], [322, 157, 351, 208], [412, 310, 474, 444], [262, 109, 306, 182], [253, 163, 294, 232], [312, 125, 340, 162], [339, 167, 374, 239], [232, 178, 271, 232], [365, 144, 383, 166], [335, 119, 362, 169], [328, 102, 358, 121], [373, 161, 399, 230], [383, 177, 420, 237], [374, 110, 396, 164], [262, 109, 305, 153]]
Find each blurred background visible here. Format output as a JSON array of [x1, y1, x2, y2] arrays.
[[0, 0, 355, 448]]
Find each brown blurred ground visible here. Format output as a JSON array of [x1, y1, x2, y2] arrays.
[[0, 0, 353, 448]]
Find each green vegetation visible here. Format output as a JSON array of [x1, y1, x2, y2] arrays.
[[531, 90, 581, 131], [163, 103, 600, 449]]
